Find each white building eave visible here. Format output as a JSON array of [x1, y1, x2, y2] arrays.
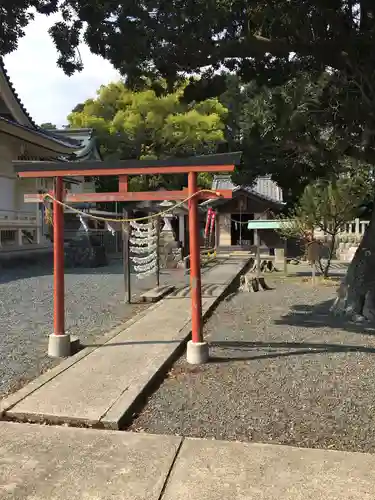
[[0, 117, 80, 155]]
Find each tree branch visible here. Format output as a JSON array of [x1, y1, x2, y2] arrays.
[[284, 137, 375, 166], [343, 146, 375, 165], [218, 35, 350, 71]]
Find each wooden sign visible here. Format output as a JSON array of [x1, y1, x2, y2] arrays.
[[307, 240, 321, 263]]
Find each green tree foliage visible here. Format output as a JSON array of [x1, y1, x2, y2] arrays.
[[67, 81, 227, 191], [280, 177, 372, 276], [218, 74, 373, 208], [4, 3, 375, 189], [40, 122, 57, 129], [231, 75, 347, 201], [3, 2, 375, 166]]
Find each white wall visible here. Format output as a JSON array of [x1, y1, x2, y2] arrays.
[[0, 176, 16, 213], [69, 177, 95, 194], [0, 139, 97, 218], [16, 178, 38, 213], [0, 143, 16, 214]]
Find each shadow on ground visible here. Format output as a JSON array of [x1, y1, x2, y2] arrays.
[[285, 271, 345, 278], [0, 256, 221, 285], [273, 300, 375, 335], [0, 261, 187, 285], [0, 260, 126, 284], [208, 340, 375, 363]]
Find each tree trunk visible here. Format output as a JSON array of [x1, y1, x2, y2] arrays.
[[331, 207, 375, 321], [323, 235, 336, 278]]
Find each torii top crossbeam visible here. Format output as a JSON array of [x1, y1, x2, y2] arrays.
[[14, 151, 242, 177]]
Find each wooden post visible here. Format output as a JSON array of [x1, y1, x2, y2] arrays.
[[239, 204, 242, 246], [179, 214, 185, 247], [311, 263, 316, 285], [156, 217, 160, 288], [307, 240, 320, 286], [255, 229, 261, 279], [122, 210, 131, 304], [120, 175, 131, 303], [188, 171, 203, 343], [53, 176, 65, 335], [283, 239, 288, 275]]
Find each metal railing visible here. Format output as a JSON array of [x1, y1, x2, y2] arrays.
[[315, 218, 370, 240]]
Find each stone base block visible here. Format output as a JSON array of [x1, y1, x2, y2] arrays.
[[186, 340, 209, 365]]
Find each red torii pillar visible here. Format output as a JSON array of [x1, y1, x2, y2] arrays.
[[14, 153, 240, 362], [53, 177, 65, 337], [187, 171, 204, 360]]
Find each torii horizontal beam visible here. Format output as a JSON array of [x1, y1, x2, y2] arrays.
[[24, 189, 233, 203], [17, 164, 234, 178]]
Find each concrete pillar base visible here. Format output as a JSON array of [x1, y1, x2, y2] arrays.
[[186, 340, 209, 365], [48, 334, 71, 358]]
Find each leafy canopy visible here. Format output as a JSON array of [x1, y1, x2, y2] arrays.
[[279, 175, 373, 275], [40, 122, 57, 129], [228, 73, 375, 201], [4, 2, 375, 184], [5, 1, 372, 84], [67, 80, 227, 190], [280, 176, 373, 240]]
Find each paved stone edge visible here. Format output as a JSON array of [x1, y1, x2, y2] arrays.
[[0, 301, 164, 417], [101, 257, 252, 429]]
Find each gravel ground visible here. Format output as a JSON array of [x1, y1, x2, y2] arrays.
[[130, 274, 375, 453], [0, 260, 188, 397]]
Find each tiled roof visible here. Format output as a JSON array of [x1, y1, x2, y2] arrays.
[[0, 58, 36, 127], [211, 174, 284, 204], [46, 128, 102, 160], [0, 115, 83, 150], [0, 58, 84, 151], [0, 58, 104, 160]]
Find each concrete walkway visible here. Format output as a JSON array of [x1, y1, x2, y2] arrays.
[[0, 255, 249, 428], [1, 421, 373, 499]]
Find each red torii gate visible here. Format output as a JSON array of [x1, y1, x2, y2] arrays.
[[14, 152, 241, 363]]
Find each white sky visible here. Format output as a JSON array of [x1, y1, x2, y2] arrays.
[[3, 13, 121, 127]]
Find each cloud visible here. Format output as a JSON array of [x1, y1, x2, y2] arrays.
[[3, 13, 121, 127]]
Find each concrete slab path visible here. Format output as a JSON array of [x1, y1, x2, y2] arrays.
[[0, 422, 181, 500], [1, 421, 374, 500], [1, 255, 249, 428], [164, 437, 375, 500]]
